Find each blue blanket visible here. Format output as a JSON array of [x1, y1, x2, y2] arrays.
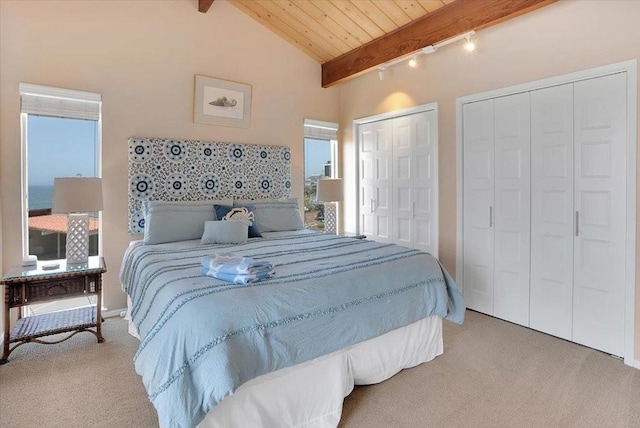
[[120, 231, 465, 428]]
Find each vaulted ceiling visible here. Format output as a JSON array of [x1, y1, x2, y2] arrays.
[[200, 0, 557, 87]]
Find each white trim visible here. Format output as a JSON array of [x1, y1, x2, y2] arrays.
[[623, 62, 637, 368], [103, 308, 127, 318], [19, 83, 101, 103], [303, 118, 338, 131], [634, 360, 640, 370], [353, 103, 438, 125], [353, 102, 439, 257], [455, 59, 637, 366]]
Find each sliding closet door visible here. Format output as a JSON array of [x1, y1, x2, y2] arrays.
[[573, 73, 627, 357], [462, 100, 495, 314], [359, 120, 393, 243], [492, 93, 530, 326], [530, 84, 575, 340]]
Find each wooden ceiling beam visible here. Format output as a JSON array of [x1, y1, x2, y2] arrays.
[[198, 0, 215, 14], [321, 0, 557, 87]]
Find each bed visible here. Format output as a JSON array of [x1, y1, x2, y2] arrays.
[[120, 230, 464, 428], [122, 137, 464, 428]]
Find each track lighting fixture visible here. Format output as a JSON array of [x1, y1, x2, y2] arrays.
[[374, 30, 477, 80], [463, 34, 476, 52]]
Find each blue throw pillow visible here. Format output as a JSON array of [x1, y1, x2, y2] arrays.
[[214, 205, 262, 238]]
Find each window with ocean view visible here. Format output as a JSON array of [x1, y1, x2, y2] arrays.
[[26, 115, 100, 260], [21, 84, 102, 267]]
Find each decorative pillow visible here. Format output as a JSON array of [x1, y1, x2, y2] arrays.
[[143, 199, 232, 245], [234, 198, 304, 232], [201, 220, 249, 245], [214, 205, 262, 238]]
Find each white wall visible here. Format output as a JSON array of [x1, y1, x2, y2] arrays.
[[337, 0, 640, 357], [0, 0, 339, 317]]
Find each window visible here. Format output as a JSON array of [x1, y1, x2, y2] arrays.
[[20, 83, 102, 314], [303, 120, 338, 231]]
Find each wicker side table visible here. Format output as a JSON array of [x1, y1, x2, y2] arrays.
[[1, 256, 106, 364]]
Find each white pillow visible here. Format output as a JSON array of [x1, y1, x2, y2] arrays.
[[143, 199, 232, 245], [234, 198, 304, 232], [201, 220, 249, 245]]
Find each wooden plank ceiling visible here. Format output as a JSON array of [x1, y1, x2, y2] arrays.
[[218, 0, 557, 87]]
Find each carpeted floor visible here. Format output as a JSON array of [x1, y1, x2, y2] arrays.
[[1, 310, 639, 427]]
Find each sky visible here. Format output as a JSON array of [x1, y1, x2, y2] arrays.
[[28, 115, 98, 186], [304, 138, 332, 178]]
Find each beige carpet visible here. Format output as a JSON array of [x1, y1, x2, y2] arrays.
[[1, 310, 639, 427]]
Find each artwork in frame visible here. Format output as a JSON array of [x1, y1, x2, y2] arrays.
[[194, 75, 252, 128]]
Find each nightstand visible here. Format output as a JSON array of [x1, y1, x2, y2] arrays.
[[1, 256, 106, 364]]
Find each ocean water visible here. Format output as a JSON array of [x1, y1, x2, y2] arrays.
[[29, 184, 54, 210]]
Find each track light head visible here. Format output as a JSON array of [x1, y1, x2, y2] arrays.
[[464, 35, 476, 52], [408, 56, 418, 68]]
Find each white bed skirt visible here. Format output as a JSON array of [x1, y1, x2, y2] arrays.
[[125, 297, 443, 428]]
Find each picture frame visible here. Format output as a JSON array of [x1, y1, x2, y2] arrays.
[[194, 75, 252, 128]]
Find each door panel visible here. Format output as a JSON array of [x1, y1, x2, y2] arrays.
[[493, 93, 530, 326], [359, 121, 393, 242], [463, 100, 495, 315], [393, 115, 413, 248], [573, 73, 627, 357], [530, 83, 574, 340], [412, 111, 437, 255]]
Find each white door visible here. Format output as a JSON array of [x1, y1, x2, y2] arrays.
[[530, 83, 575, 340], [359, 120, 393, 243], [462, 99, 495, 314], [573, 73, 627, 356], [391, 111, 437, 254], [393, 115, 414, 249], [412, 110, 437, 256], [492, 93, 531, 326]]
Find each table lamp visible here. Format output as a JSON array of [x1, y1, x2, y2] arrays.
[[52, 177, 103, 265], [316, 178, 343, 234]]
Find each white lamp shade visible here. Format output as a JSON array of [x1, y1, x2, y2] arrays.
[[316, 178, 344, 203], [52, 177, 104, 213]]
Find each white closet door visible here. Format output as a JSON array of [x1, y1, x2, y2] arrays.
[[412, 110, 437, 256], [462, 100, 495, 314], [573, 73, 627, 356], [393, 115, 414, 248], [530, 83, 575, 339], [359, 120, 393, 243], [493, 93, 531, 326]]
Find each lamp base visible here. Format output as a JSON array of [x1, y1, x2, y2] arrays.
[[66, 213, 89, 265], [324, 202, 337, 235]]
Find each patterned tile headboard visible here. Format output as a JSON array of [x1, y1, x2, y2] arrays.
[[127, 137, 292, 234]]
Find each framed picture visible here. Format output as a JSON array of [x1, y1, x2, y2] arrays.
[[194, 75, 252, 128]]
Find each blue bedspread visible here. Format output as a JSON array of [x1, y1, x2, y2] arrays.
[[119, 231, 464, 428]]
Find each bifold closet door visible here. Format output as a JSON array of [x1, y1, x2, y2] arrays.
[[392, 111, 437, 255], [530, 83, 575, 340], [572, 73, 627, 357], [492, 93, 530, 326], [359, 120, 393, 243], [462, 99, 495, 314]]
